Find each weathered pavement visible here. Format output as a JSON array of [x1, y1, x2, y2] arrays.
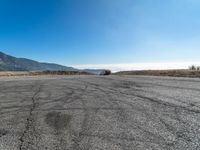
[[0, 75, 200, 150]]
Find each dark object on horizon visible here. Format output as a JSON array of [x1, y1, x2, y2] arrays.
[[83, 69, 110, 75], [100, 70, 111, 75]]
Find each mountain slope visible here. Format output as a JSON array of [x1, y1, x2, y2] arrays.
[[0, 51, 77, 71]]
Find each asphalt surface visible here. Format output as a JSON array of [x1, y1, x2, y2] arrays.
[[0, 75, 200, 150]]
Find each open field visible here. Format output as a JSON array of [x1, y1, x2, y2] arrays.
[[115, 69, 200, 78], [0, 75, 200, 150]]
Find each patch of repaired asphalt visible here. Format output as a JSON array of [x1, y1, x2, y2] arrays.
[[45, 111, 71, 131], [0, 129, 8, 137]]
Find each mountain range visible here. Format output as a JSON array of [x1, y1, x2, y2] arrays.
[[0, 51, 78, 71], [0, 51, 108, 74]]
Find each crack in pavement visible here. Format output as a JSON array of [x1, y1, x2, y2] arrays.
[[19, 84, 42, 150]]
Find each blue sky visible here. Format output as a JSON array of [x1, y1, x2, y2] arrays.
[[0, 0, 200, 70]]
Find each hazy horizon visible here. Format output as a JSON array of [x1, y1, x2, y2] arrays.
[[72, 62, 200, 72], [2, 50, 200, 72], [1, 0, 200, 70]]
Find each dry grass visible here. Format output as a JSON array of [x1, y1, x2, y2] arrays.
[[0, 72, 29, 76], [0, 71, 91, 77], [115, 69, 200, 78]]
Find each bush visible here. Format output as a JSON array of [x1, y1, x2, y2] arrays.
[[189, 65, 200, 71], [189, 65, 196, 70], [100, 70, 111, 75]]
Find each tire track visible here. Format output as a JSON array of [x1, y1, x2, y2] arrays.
[[75, 77, 200, 149]]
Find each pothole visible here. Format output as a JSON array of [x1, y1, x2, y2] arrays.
[[45, 112, 72, 131]]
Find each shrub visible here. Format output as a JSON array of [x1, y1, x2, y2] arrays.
[[189, 65, 197, 70], [100, 70, 111, 75], [189, 65, 200, 71]]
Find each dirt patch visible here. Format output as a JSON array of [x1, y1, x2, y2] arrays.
[[45, 112, 72, 131]]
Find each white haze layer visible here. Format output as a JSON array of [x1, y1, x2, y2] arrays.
[[72, 62, 200, 72]]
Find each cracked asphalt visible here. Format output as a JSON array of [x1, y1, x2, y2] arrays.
[[0, 75, 200, 150]]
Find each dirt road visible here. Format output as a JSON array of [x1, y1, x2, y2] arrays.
[[0, 75, 200, 150]]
